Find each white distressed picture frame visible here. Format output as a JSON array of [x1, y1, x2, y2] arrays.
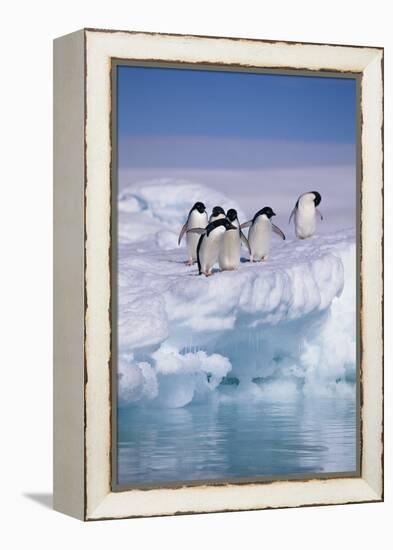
[[53, 28, 383, 521]]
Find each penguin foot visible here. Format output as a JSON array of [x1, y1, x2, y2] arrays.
[[186, 259, 194, 266]]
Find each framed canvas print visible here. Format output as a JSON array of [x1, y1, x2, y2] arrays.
[[53, 28, 384, 520]]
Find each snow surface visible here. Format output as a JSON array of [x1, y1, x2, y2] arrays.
[[118, 179, 356, 408]]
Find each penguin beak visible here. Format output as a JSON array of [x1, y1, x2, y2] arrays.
[[272, 212, 276, 217]]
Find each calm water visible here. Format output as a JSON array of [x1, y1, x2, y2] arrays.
[[117, 396, 357, 486]]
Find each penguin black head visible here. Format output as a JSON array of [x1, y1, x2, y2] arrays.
[[212, 206, 225, 217], [192, 201, 206, 214], [226, 208, 238, 222], [253, 206, 276, 222], [311, 192, 322, 206]]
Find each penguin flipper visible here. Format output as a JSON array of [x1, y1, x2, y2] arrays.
[[240, 230, 251, 254], [178, 223, 188, 245], [288, 207, 296, 225], [196, 234, 204, 275], [272, 223, 286, 240], [240, 220, 252, 229], [316, 208, 324, 221]]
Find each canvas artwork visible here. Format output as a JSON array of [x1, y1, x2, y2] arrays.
[[113, 64, 358, 488]]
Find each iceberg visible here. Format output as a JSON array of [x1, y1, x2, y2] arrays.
[[117, 179, 356, 408]]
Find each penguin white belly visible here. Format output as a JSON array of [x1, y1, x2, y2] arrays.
[[199, 229, 225, 274], [248, 218, 271, 260], [186, 210, 208, 261], [295, 205, 316, 239], [186, 232, 200, 262], [219, 230, 240, 271]]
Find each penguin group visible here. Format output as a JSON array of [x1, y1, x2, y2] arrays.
[[178, 191, 323, 277]]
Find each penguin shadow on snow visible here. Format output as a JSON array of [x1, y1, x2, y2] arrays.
[[187, 270, 204, 277]]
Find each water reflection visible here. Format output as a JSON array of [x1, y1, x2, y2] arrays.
[[117, 396, 357, 486]]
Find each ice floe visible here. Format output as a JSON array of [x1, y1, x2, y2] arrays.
[[117, 180, 356, 407]]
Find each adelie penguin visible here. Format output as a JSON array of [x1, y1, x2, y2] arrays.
[[219, 209, 251, 271], [187, 218, 237, 276], [209, 205, 226, 223], [289, 191, 323, 239], [241, 206, 285, 262], [178, 202, 208, 265]]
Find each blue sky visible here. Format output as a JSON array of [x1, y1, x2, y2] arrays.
[[117, 65, 357, 231], [117, 65, 357, 170]]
